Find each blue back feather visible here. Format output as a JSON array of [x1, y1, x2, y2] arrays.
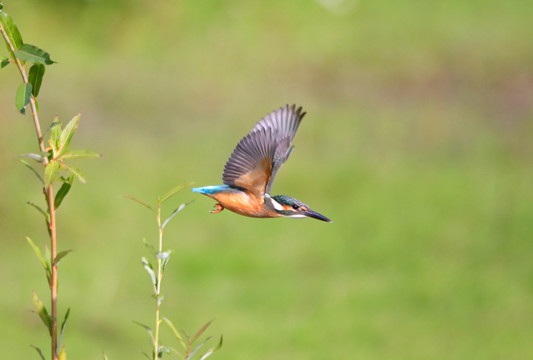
[[191, 185, 230, 195]]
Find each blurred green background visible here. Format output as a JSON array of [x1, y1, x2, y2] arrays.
[[1, 0, 532, 359]]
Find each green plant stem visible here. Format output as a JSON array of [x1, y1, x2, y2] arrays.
[[1, 21, 59, 360], [154, 203, 163, 360], [47, 185, 58, 360]]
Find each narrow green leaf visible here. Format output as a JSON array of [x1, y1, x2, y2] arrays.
[[163, 317, 188, 352], [60, 163, 86, 183], [141, 257, 157, 290], [57, 308, 70, 351], [32, 292, 53, 335], [166, 346, 185, 359], [28, 63, 45, 97], [1, 58, 9, 68], [181, 329, 191, 342], [162, 257, 170, 273], [20, 153, 45, 162], [141, 257, 154, 270], [26, 237, 51, 283], [30, 345, 46, 360], [14, 44, 55, 65], [54, 180, 72, 209], [199, 336, 223, 360], [44, 160, 59, 187], [123, 195, 154, 212], [162, 202, 191, 229], [214, 335, 223, 352], [50, 117, 61, 130], [49, 116, 61, 152], [133, 321, 155, 342], [27, 202, 49, 221], [142, 238, 155, 252], [159, 346, 171, 357], [188, 339, 210, 360], [58, 113, 80, 155], [61, 149, 102, 160], [155, 345, 165, 359], [44, 245, 51, 266], [19, 159, 44, 183], [158, 250, 172, 272], [159, 182, 195, 204], [102, 352, 109, 360], [15, 82, 32, 114], [0, 11, 23, 55], [191, 320, 213, 345], [53, 250, 73, 266]]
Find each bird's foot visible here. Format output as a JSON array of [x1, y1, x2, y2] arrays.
[[210, 203, 224, 213]]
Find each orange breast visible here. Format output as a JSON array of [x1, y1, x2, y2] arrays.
[[213, 192, 277, 218]]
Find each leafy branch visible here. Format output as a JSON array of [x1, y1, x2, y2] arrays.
[[1, 4, 100, 360], [125, 184, 222, 360]]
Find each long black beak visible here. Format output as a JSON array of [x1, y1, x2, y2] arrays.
[[303, 210, 332, 223]]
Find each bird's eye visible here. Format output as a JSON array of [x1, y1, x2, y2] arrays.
[[292, 204, 299, 210]]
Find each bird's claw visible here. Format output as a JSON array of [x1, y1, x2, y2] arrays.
[[210, 203, 224, 213]]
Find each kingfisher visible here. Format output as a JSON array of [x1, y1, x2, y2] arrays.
[[192, 104, 331, 223]]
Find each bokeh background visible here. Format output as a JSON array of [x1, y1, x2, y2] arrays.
[[1, 1, 532, 359]]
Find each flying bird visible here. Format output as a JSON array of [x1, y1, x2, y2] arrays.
[[192, 104, 331, 223]]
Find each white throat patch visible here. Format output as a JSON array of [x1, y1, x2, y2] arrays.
[[270, 197, 285, 211]]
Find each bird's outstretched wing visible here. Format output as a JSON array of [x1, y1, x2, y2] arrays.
[[222, 104, 306, 199]]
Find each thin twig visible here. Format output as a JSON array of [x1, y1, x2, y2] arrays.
[[154, 203, 163, 360]]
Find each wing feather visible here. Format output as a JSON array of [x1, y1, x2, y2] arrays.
[[222, 104, 306, 199]]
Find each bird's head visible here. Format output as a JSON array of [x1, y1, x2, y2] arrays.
[[270, 195, 332, 223]]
